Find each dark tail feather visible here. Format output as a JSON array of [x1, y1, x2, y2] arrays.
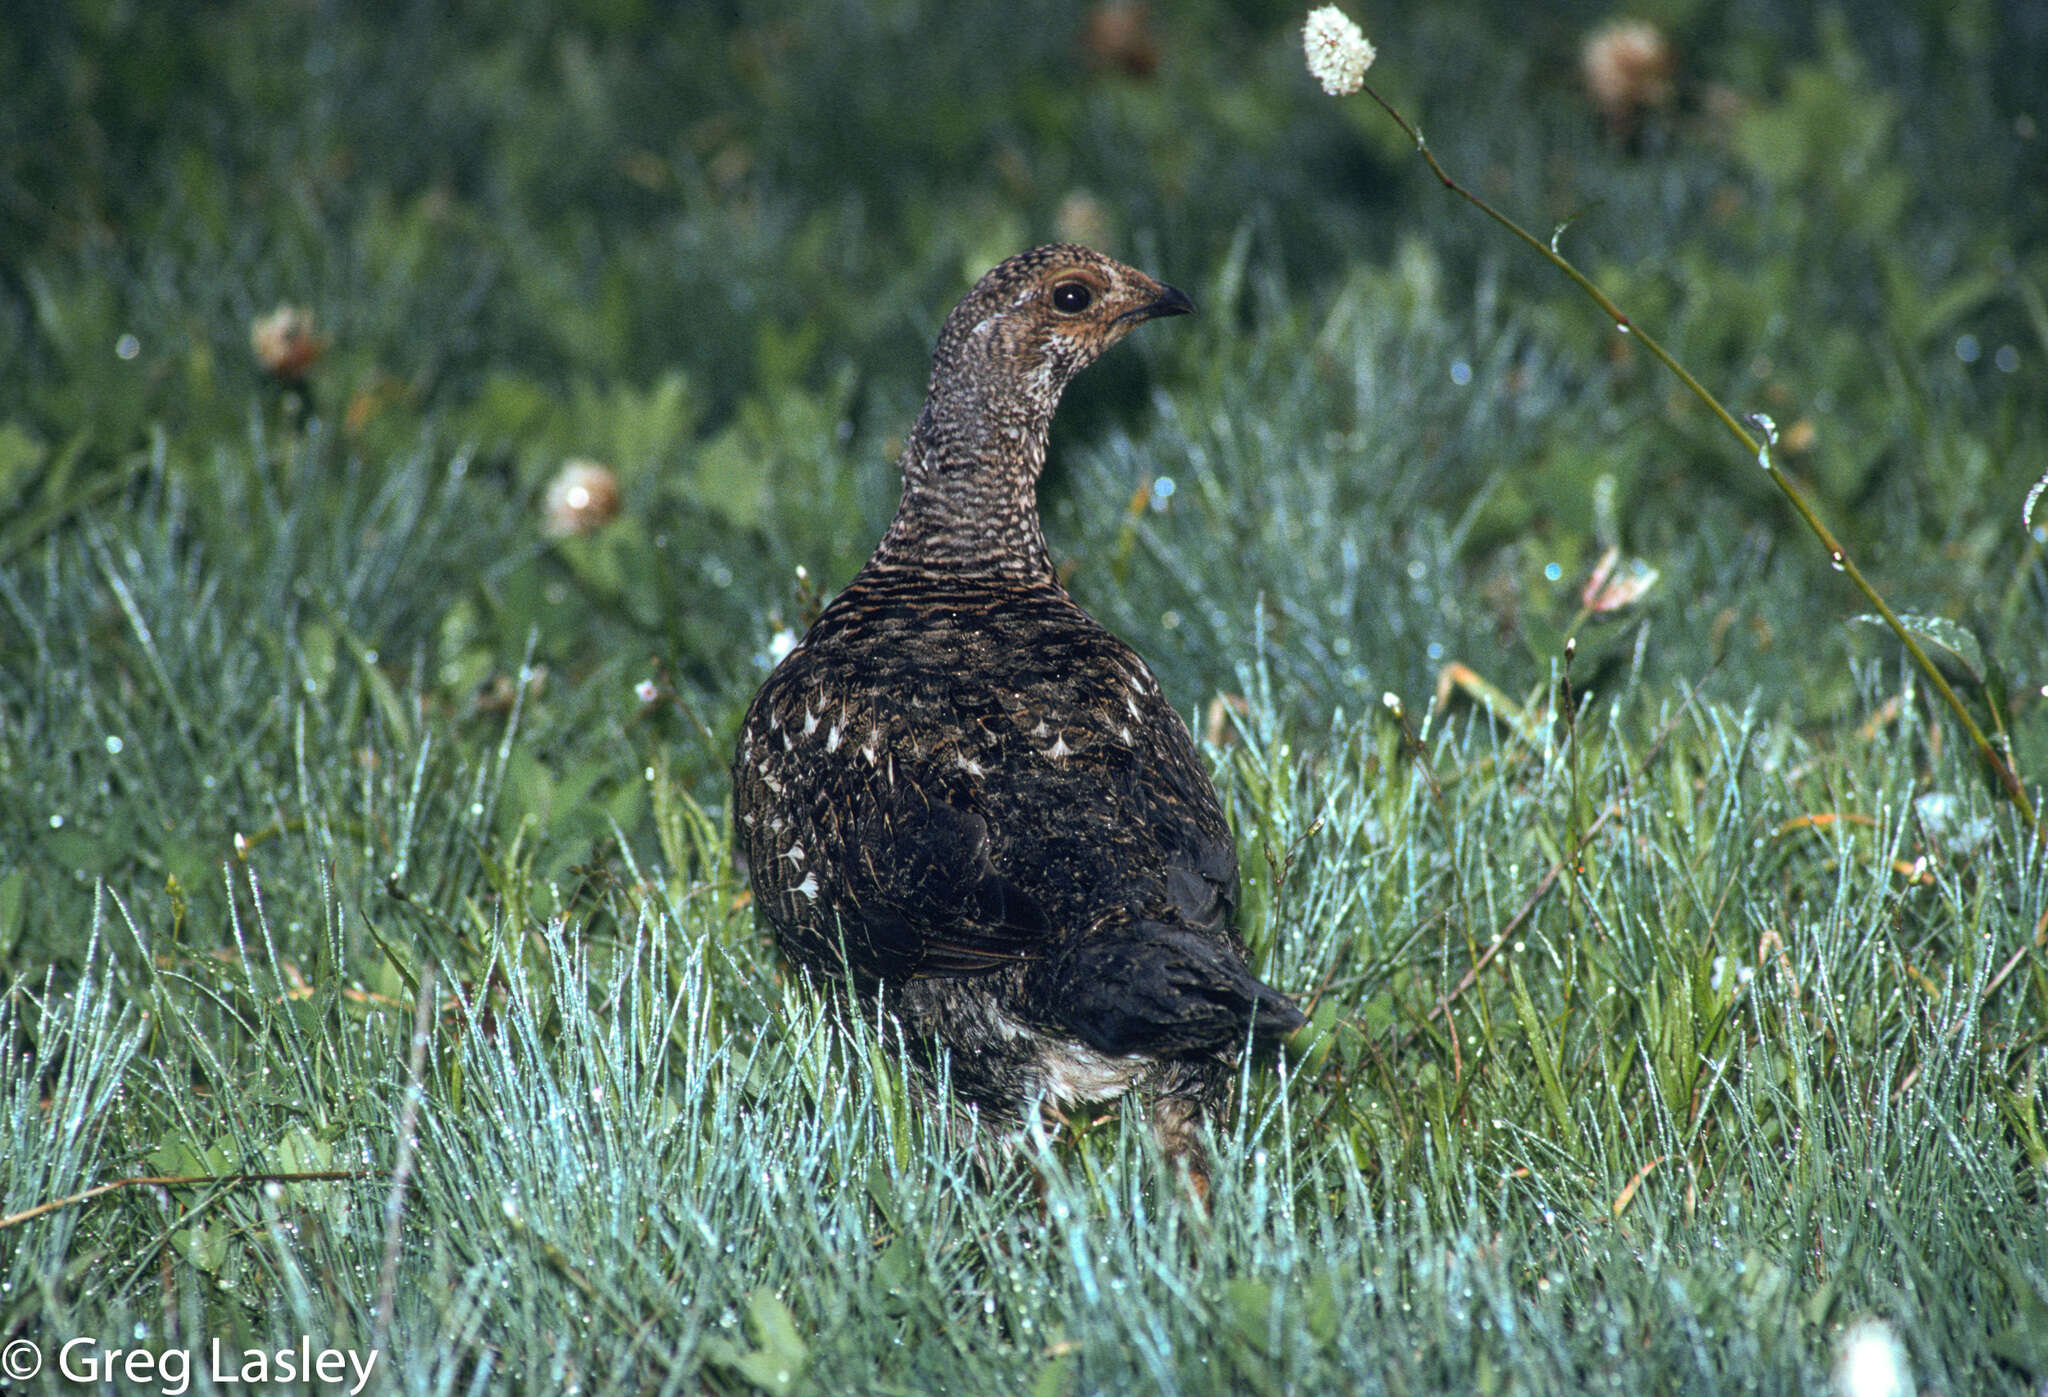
[[1248, 978, 1308, 1039], [1034, 923, 1305, 1057]]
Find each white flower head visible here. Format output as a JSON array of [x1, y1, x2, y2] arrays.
[[1303, 6, 1375, 97], [1835, 1320, 1914, 1397], [1581, 19, 1675, 125], [542, 459, 621, 538], [250, 304, 329, 383]]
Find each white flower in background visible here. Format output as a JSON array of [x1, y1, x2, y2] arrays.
[[1581, 19, 1675, 128], [1835, 1320, 1914, 1397], [250, 304, 330, 383], [542, 459, 621, 538], [1303, 6, 1375, 97]]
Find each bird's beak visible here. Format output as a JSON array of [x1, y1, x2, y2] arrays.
[[1119, 282, 1195, 326]]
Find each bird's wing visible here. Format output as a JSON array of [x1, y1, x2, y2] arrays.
[[840, 796, 1053, 980], [1160, 831, 1237, 932]]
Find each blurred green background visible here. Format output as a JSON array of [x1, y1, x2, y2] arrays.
[[5, 0, 2043, 932]]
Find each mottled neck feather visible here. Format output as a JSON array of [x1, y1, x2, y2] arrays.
[[870, 366, 1061, 581]]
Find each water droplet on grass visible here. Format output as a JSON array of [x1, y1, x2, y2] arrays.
[[1743, 413, 1781, 472]]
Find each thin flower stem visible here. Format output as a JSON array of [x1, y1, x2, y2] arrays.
[[0, 1170, 374, 1230], [1358, 82, 2039, 834]]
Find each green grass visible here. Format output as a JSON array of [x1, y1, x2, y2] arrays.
[[3, 0, 2047, 1391]]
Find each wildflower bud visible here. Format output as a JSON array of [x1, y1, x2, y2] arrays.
[[543, 459, 622, 538], [1581, 548, 1662, 610], [1580, 20, 1675, 131], [250, 305, 330, 384], [1581, 548, 1661, 614], [1056, 191, 1112, 250], [1303, 6, 1375, 97], [1080, 1, 1159, 77]]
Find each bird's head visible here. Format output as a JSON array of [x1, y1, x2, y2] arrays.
[[881, 245, 1192, 577], [926, 244, 1194, 426]]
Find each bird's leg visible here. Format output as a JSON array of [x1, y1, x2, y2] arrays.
[[1148, 1093, 1212, 1206]]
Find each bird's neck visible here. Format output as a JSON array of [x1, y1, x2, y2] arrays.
[[869, 394, 1058, 581]]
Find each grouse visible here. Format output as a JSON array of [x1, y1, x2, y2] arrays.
[[732, 244, 1303, 1187]]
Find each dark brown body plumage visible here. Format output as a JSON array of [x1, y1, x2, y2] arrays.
[[732, 245, 1302, 1183]]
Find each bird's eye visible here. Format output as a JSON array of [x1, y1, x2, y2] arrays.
[[1050, 281, 1094, 314]]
